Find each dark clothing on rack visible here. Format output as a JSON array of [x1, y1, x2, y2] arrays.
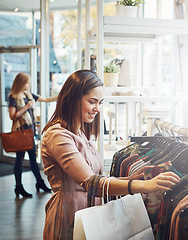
[[110, 134, 188, 239], [142, 161, 183, 236], [119, 154, 140, 177], [156, 175, 188, 240], [110, 143, 135, 177]]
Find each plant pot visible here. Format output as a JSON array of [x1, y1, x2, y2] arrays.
[[115, 5, 138, 17], [115, 4, 125, 17], [104, 73, 119, 87], [124, 6, 138, 17]]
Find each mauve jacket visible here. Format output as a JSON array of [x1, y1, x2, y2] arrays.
[[41, 123, 106, 240]]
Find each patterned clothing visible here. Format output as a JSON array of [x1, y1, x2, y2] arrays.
[[142, 162, 183, 236], [156, 174, 188, 240], [119, 154, 140, 177], [110, 143, 136, 177]]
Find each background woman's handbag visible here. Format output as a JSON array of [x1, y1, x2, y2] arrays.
[[0, 125, 34, 153], [73, 175, 154, 240]]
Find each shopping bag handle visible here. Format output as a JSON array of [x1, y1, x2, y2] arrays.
[[102, 177, 113, 204]]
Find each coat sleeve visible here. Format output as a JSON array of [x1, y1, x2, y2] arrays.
[[41, 127, 107, 196]]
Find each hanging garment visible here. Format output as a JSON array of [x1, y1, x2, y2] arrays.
[[110, 143, 135, 177], [169, 195, 188, 240], [141, 161, 183, 236], [177, 207, 188, 240], [112, 135, 188, 240], [119, 154, 140, 177], [156, 174, 188, 240]]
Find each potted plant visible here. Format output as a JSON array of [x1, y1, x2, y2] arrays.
[[124, 0, 144, 7], [115, 0, 144, 17], [104, 62, 120, 87]]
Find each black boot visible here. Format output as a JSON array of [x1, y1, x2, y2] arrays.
[[15, 185, 33, 198], [36, 179, 51, 193]]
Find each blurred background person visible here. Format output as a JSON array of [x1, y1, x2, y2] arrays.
[[8, 72, 57, 198]]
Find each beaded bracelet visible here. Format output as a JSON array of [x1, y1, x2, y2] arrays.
[[128, 179, 134, 195]]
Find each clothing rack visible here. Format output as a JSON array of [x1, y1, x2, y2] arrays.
[[115, 118, 188, 240], [154, 118, 188, 142], [131, 118, 188, 144]]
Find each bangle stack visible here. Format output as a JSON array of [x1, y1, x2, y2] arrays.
[[128, 179, 134, 195]]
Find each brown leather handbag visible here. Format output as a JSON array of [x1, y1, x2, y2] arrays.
[[0, 125, 34, 153]]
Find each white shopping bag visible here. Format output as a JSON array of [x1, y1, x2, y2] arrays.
[[73, 193, 154, 240]]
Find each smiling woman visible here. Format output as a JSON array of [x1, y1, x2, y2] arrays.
[[41, 69, 105, 239], [40, 69, 181, 240], [81, 86, 104, 124]]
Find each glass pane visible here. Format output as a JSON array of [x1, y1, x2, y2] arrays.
[[0, 11, 33, 46], [2, 53, 30, 103]]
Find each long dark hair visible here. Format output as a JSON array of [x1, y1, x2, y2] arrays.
[[43, 70, 103, 140]]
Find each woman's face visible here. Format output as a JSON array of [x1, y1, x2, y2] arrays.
[[82, 86, 104, 124], [22, 80, 31, 92]]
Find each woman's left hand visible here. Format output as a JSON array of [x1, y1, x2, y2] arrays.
[[143, 171, 181, 193]]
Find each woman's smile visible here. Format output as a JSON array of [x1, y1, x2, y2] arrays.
[[82, 86, 104, 123]]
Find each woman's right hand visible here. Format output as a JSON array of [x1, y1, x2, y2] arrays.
[[142, 171, 181, 193], [26, 99, 35, 109]]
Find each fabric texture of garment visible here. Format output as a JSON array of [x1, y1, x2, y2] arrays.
[[110, 143, 135, 177], [41, 123, 106, 240], [119, 154, 140, 177], [156, 174, 188, 240], [169, 195, 188, 240]]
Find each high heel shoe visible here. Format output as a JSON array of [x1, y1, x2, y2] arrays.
[[36, 179, 51, 193], [15, 185, 33, 198]]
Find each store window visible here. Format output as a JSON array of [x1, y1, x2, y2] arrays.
[[0, 11, 33, 46]]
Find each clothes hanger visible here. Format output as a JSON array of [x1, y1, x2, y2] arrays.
[[148, 124, 188, 164], [130, 136, 170, 161], [141, 121, 187, 164], [171, 147, 188, 175], [139, 136, 174, 161], [151, 141, 188, 165]]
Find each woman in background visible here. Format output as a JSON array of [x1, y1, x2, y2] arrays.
[[9, 72, 57, 198], [41, 69, 180, 240]]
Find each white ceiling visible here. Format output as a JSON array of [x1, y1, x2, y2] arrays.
[[0, 0, 114, 12]]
